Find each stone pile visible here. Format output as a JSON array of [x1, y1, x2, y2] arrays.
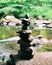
[[17, 15, 34, 60]]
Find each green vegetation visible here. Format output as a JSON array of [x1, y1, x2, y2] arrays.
[[0, 0, 52, 19]]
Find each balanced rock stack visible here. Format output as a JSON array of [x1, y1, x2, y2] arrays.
[[6, 15, 34, 65], [17, 15, 34, 60]]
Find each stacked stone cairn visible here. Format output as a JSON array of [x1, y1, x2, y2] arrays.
[[6, 15, 35, 65], [17, 15, 34, 60]]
